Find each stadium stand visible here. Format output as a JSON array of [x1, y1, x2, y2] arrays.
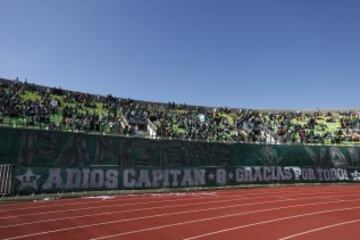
[[1, 77, 359, 145]]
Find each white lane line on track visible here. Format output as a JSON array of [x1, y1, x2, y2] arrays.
[[1, 188, 354, 219], [92, 205, 360, 240], [1, 189, 354, 224], [0, 195, 273, 228], [0, 189, 335, 219], [0, 190, 259, 213], [0, 190, 246, 211], [182, 208, 360, 240], [278, 219, 360, 240], [0, 188, 314, 212], [0, 193, 341, 229], [318, 196, 344, 201], [4, 198, 359, 240], [0, 190, 233, 212], [0, 187, 352, 212], [0, 195, 225, 219], [0, 190, 218, 209], [0, 192, 221, 213]]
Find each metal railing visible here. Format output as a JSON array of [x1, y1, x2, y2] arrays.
[[0, 164, 13, 196]]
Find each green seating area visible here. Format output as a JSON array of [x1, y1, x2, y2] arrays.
[[0, 78, 359, 144]]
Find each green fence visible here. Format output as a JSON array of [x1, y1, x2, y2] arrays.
[[0, 127, 229, 167], [1, 127, 360, 168], [229, 143, 360, 167], [1, 127, 360, 194], [14, 166, 360, 194]]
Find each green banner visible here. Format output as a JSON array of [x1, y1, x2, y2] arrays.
[[14, 166, 360, 194], [0, 127, 229, 167], [1, 127, 360, 168], [14, 166, 119, 194], [229, 143, 360, 167]]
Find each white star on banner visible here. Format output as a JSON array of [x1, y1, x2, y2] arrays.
[[228, 172, 234, 180], [351, 170, 360, 181], [208, 173, 215, 180], [16, 169, 41, 190]]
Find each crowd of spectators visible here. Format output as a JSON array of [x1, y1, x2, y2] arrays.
[[1, 78, 360, 145]]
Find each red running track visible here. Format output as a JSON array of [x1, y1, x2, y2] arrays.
[[0, 185, 360, 240]]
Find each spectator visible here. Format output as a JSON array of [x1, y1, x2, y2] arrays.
[[1, 78, 360, 145]]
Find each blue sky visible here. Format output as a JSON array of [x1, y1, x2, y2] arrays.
[[1, 0, 360, 109]]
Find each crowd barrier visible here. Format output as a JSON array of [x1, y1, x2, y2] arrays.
[[1, 127, 360, 168], [11, 166, 360, 194], [0, 164, 13, 195], [0, 127, 359, 195]]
